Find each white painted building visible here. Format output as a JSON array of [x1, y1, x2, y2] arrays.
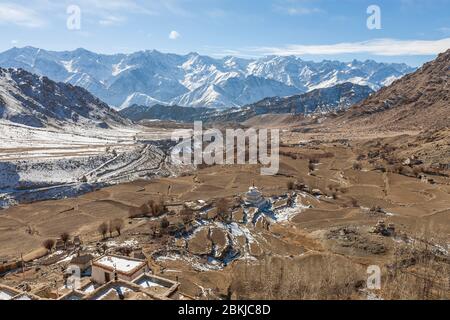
[[91, 255, 149, 284]]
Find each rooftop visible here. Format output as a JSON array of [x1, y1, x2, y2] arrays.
[[93, 255, 146, 274], [70, 254, 93, 265], [0, 285, 27, 301]]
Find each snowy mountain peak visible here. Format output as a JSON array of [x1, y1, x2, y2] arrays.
[[0, 47, 416, 109]]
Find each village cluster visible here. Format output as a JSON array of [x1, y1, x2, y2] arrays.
[[0, 184, 305, 300], [0, 180, 410, 301]]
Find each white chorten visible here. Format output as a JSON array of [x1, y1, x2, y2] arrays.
[[244, 186, 267, 209]]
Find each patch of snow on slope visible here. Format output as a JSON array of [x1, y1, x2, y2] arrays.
[[112, 61, 135, 76]]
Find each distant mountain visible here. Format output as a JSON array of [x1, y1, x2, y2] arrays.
[[0, 67, 130, 128], [120, 83, 373, 123], [336, 49, 450, 131], [120, 104, 216, 122], [0, 47, 414, 109]]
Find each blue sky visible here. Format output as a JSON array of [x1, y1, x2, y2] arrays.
[[0, 0, 449, 66]]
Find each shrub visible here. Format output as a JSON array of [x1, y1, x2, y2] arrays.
[[42, 239, 55, 251], [287, 181, 295, 190], [128, 206, 143, 219], [180, 206, 194, 224], [110, 219, 124, 236], [60, 232, 70, 245], [216, 198, 231, 222], [153, 199, 167, 217], [352, 162, 362, 170], [413, 166, 424, 177], [393, 164, 404, 174], [370, 205, 382, 213], [160, 217, 170, 229], [98, 222, 108, 239], [139, 203, 151, 216]]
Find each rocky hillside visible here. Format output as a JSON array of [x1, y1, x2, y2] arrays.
[[120, 83, 373, 123], [338, 49, 450, 131], [238, 82, 373, 115], [0, 67, 130, 128], [120, 104, 216, 123]]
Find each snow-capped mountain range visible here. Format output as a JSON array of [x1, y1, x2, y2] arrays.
[[0, 47, 415, 109], [0, 67, 130, 128]]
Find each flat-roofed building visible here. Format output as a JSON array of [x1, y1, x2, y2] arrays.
[[0, 285, 22, 300], [91, 255, 149, 285], [0, 285, 41, 300]]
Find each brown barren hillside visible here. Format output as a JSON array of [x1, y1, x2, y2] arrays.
[[334, 49, 449, 131]]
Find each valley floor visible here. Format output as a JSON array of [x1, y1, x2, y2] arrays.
[[0, 122, 448, 300], [0, 121, 191, 208]]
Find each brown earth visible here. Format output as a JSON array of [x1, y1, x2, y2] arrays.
[[0, 125, 448, 299]]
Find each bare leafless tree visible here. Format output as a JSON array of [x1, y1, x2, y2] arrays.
[[216, 198, 231, 222], [60, 232, 70, 245], [98, 222, 108, 240], [42, 239, 55, 252], [110, 219, 124, 236]]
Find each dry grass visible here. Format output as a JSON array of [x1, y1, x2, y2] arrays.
[[230, 254, 365, 300], [382, 233, 449, 300]]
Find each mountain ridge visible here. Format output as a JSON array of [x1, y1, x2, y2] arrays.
[[333, 49, 450, 131], [0, 47, 415, 109], [0, 67, 130, 129], [120, 82, 373, 123]]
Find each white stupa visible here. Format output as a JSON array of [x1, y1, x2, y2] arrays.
[[244, 185, 268, 209]]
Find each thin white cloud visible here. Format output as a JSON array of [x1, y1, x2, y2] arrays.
[[273, 0, 323, 16], [244, 38, 450, 56], [206, 9, 227, 18], [161, 0, 194, 17], [99, 15, 126, 26], [286, 7, 321, 15], [169, 30, 181, 40], [79, 0, 157, 15], [438, 27, 450, 34], [0, 3, 44, 28]]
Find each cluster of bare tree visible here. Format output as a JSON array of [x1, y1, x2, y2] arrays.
[[383, 234, 449, 300], [129, 199, 167, 219], [98, 219, 124, 240], [229, 233, 449, 300], [42, 232, 72, 251], [230, 254, 364, 300], [180, 206, 195, 224]]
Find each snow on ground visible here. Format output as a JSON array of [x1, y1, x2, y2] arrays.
[[95, 256, 143, 273], [96, 286, 132, 300], [272, 195, 310, 222], [274, 206, 302, 222], [0, 119, 186, 208], [81, 284, 95, 294], [156, 253, 223, 272], [226, 222, 256, 244], [58, 254, 76, 264], [0, 290, 14, 300], [136, 277, 164, 289], [0, 119, 173, 151]]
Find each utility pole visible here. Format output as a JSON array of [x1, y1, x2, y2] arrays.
[[55, 280, 59, 299], [20, 253, 24, 276]]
